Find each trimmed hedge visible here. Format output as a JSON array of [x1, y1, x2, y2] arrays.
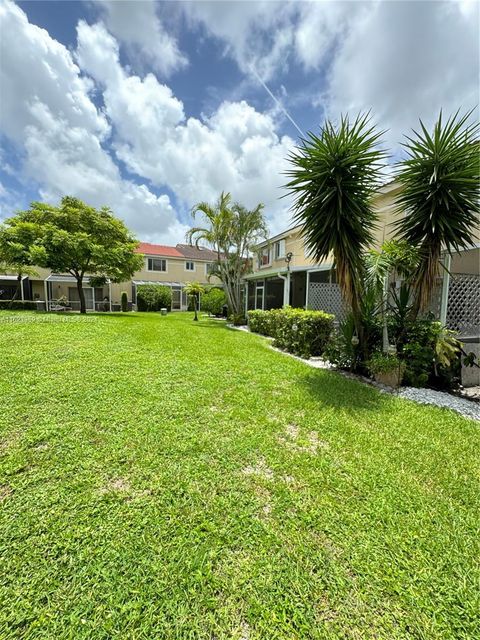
[[248, 307, 334, 358], [0, 300, 37, 310], [137, 284, 172, 312]]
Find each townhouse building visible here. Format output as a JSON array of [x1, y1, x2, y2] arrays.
[[245, 181, 480, 337], [0, 243, 220, 312]]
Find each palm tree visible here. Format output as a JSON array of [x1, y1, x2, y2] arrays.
[[285, 113, 387, 340], [364, 240, 419, 352], [394, 110, 480, 318], [183, 282, 205, 321], [187, 192, 267, 316]]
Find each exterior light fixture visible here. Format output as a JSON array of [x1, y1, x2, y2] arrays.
[[285, 252, 293, 273]]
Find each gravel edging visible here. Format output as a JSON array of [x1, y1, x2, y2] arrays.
[[229, 324, 480, 422]]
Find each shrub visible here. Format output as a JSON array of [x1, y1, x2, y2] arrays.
[[247, 310, 275, 336], [203, 288, 227, 315], [248, 307, 334, 358], [201, 288, 227, 316], [367, 352, 404, 374], [0, 300, 37, 310], [398, 320, 461, 389], [121, 291, 128, 312], [229, 313, 246, 326], [323, 314, 358, 370], [136, 284, 172, 312]]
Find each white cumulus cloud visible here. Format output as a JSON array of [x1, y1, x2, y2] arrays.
[[76, 19, 296, 234], [89, 0, 187, 77], [0, 0, 186, 243]]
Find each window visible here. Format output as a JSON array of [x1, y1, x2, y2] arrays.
[[258, 247, 271, 268], [205, 263, 215, 275], [147, 258, 167, 272], [275, 239, 286, 259], [185, 261, 195, 271]]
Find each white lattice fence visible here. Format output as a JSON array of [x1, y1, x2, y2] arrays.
[[446, 274, 480, 336], [308, 283, 345, 320]]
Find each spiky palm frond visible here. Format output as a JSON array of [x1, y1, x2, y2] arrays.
[[285, 113, 387, 323], [394, 109, 480, 315]]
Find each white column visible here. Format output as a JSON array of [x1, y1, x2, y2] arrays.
[[20, 277, 24, 301], [44, 280, 49, 311], [109, 281, 112, 311], [283, 273, 290, 307], [440, 253, 452, 325]]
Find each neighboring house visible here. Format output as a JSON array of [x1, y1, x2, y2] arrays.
[[246, 180, 480, 337], [0, 243, 221, 311]]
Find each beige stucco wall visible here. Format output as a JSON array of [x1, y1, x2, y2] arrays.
[[108, 255, 220, 305], [451, 247, 480, 275], [250, 180, 412, 280]]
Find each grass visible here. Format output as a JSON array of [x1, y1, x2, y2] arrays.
[[0, 311, 478, 640]]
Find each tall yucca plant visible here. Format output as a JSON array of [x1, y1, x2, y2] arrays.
[[285, 113, 386, 334], [394, 110, 480, 317]]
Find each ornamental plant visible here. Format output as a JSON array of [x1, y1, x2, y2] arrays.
[[137, 284, 172, 312], [248, 307, 334, 358], [121, 291, 128, 312]]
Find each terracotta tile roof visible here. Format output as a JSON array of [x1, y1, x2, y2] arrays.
[[136, 242, 183, 257], [175, 244, 218, 261]]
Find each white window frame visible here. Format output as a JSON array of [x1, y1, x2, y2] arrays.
[[185, 260, 195, 272], [258, 246, 271, 269], [147, 257, 168, 272], [275, 239, 286, 259], [205, 262, 215, 276]]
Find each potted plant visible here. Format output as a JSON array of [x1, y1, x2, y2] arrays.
[[367, 351, 405, 388]]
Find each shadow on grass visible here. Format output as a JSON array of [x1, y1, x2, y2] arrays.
[[296, 368, 392, 413]]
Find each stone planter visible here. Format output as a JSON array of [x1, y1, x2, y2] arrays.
[[374, 365, 405, 388]]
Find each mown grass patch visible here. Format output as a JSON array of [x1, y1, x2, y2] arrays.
[[0, 311, 478, 639]]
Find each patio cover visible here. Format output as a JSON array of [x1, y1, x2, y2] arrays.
[[132, 280, 187, 287], [45, 274, 111, 283]]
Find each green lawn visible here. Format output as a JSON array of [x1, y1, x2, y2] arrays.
[[0, 312, 478, 640]]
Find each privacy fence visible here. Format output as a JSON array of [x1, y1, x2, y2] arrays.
[[308, 274, 480, 337]]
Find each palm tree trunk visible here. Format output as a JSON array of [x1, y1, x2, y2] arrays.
[[382, 275, 390, 353], [411, 244, 441, 320]]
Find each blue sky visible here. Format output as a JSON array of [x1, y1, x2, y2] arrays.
[[0, 0, 478, 243]]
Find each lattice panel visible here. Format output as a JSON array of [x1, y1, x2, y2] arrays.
[[446, 274, 480, 337], [308, 283, 345, 320]]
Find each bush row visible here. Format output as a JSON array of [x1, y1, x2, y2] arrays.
[[0, 300, 38, 310], [248, 307, 334, 358], [136, 284, 172, 311]]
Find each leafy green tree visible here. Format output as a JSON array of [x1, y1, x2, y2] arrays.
[[183, 282, 205, 321], [394, 110, 480, 317], [285, 113, 386, 343], [187, 192, 267, 316], [0, 220, 39, 305], [1, 197, 143, 313], [0, 259, 38, 306]]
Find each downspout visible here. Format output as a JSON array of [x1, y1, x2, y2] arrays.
[[277, 272, 290, 308]]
